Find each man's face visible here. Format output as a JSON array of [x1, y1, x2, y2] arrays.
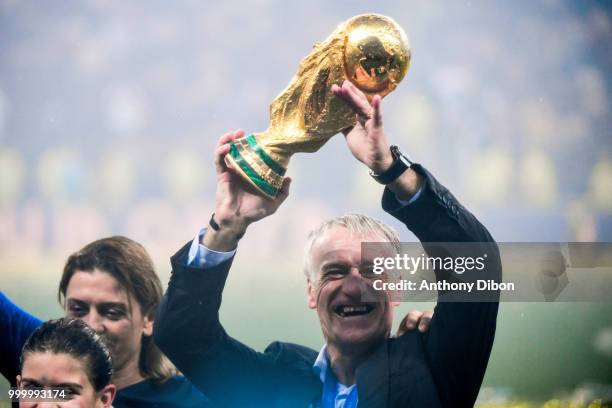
[[17, 352, 115, 408], [307, 226, 396, 353], [64, 270, 152, 374]]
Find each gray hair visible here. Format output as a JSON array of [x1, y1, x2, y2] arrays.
[[303, 213, 400, 281]]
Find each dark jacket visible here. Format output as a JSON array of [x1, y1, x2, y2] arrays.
[[155, 164, 501, 408]]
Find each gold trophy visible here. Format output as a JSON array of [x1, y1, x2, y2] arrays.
[[226, 13, 411, 198]]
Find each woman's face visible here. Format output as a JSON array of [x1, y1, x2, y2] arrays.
[[17, 352, 115, 408], [64, 269, 153, 379]]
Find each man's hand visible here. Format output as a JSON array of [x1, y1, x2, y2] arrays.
[[203, 129, 291, 252], [331, 80, 422, 201], [396, 310, 433, 337], [331, 80, 392, 174]]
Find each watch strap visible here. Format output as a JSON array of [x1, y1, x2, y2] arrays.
[[370, 145, 412, 185]]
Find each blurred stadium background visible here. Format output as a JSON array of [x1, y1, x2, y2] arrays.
[[1, 0, 610, 406]]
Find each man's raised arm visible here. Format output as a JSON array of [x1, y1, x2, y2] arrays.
[[333, 80, 501, 408], [153, 130, 301, 407], [383, 163, 501, 408]]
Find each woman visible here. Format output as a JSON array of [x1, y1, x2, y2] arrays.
[[2, 236, 211, 407], [17, 318, 116, 408]]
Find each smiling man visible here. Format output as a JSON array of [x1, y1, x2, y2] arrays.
[[304, 214, 402, 391], [155, 80, 501, 408]]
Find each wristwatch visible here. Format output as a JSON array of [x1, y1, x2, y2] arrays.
[[370, 145, 413, 185]]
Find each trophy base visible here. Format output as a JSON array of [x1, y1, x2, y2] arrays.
[[225, 154, 277, 199], [225, 134, 287, 200]]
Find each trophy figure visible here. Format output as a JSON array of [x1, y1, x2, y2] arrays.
[[226, 13, 411, 198]]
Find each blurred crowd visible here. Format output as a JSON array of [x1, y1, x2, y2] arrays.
[[0, 0, 610, 258]]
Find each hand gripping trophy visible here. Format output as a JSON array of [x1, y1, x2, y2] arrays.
[[226, 13, 411, 198]]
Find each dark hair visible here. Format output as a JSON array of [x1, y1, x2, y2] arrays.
[[20, 318, 112, 392], [58, 236, 175, 382]]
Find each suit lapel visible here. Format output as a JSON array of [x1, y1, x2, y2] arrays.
[[273, 348, 322, 408], [278, 374, 321, 408], [355, 340, 389, 408]]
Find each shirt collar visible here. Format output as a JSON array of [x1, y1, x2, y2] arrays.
[[313, 344, 358, 408], [312, 344, 329, 384], [313, 344, 356, 390]]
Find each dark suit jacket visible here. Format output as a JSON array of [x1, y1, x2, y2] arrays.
[[155, 164, 501, 408]]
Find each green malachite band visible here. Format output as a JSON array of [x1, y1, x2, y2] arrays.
[[245, 134, 286, 176], [229, 142, 279, 197]]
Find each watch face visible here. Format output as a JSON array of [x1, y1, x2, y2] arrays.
[[391, 145, 412, 167], [399, 155, 411, 166], [391, 145, 412, 166], [390, 145, 401, 160]]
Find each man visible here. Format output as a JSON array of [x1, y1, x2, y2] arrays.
[[1, 236, 211, 407], [1, 175, 428, 408], [154, 80, 501, 407], [17, 318, 116, 408]]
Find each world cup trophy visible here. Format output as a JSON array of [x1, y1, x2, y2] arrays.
[[226, 13, 411, 198]]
